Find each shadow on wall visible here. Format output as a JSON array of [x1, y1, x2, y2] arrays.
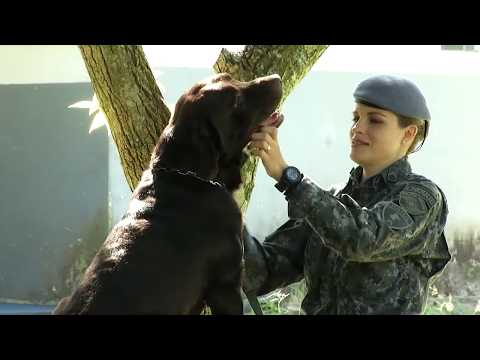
[[55, 207, 109, 302], [8, 207, 109, 305], [0, 205, 108, 306], [0, 82, 109, 305]]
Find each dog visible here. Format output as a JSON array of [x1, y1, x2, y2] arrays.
[[53, 73, 283, 314]]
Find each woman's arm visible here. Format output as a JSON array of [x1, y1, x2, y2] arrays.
[[287, 176, 446, 262], [243, 219, 311, 296]]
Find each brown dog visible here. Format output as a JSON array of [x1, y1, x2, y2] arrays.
[[53, 73, 283, 314]]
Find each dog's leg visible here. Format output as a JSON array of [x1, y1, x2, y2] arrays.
[[206, 285, 243, 315]]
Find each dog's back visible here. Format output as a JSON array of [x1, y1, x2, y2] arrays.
[[54, 168, 244, 314]]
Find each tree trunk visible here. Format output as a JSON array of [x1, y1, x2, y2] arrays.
[[213, 45, 328, 213], [79, 45, 171, 190]]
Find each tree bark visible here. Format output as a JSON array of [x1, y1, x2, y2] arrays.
[[79, 45, 171, 190], [213, 45, 328, 213]]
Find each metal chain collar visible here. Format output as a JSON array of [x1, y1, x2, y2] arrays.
[[156, 166, 226, 190]]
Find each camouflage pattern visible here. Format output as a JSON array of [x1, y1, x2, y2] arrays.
[[243, 157, 451, 314]]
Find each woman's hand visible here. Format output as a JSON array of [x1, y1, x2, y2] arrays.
[[248, 114, 288, 182]]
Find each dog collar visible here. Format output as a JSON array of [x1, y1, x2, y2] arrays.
[[156, 166, 226, 190]]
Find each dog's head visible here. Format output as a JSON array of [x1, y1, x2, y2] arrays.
[[164, 73, 283, 190]]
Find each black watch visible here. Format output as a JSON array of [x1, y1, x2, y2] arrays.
[[275, 166, 304, 194]]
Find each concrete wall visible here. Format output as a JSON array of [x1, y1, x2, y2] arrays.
[[0, 82, 109, 302], [0, 45, 90, 84], [0, 46, 107, 303]]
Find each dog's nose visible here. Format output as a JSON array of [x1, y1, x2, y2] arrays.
[[257, 74, 282, 99]]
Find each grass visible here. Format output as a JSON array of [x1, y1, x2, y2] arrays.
[[424, 291, 479, 315], [244, 286, 480, 316], [244, 275, 480, 316]]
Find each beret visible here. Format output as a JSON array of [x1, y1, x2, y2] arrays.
[[353, 75, 430, 121]]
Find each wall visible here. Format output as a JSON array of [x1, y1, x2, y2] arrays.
[[0, 46, 107, 303]]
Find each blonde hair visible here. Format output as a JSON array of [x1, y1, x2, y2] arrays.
[[397, 115, 426, 154]]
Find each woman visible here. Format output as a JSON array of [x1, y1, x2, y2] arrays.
[[244, 75, 451, 315]]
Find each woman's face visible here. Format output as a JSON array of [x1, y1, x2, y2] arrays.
[[350, 102, 407, 168]]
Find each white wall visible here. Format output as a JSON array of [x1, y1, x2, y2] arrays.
[[0, 45, 243, 85], [0, 45, 90, 84], [313, 45, 480, 75], [3, 45, 479, 82]]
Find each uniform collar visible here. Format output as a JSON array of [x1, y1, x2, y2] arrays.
[[349, 157, 411, 187]]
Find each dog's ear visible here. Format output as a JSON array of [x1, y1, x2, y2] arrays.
[[200, 115, 225, 156], [197, 85, 241, 155]]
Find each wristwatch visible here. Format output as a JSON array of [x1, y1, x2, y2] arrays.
[[275, 166, 304, 194]]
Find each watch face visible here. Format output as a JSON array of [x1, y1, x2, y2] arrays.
[[285, 167, 300, 182]]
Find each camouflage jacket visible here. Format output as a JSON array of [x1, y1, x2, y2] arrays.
[[244, 157, 451, 314]]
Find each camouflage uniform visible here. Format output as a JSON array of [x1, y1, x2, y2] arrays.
[[243, 157, 451, 314]]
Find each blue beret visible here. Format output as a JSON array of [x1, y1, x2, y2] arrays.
[[353, 75, 431, 121]]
